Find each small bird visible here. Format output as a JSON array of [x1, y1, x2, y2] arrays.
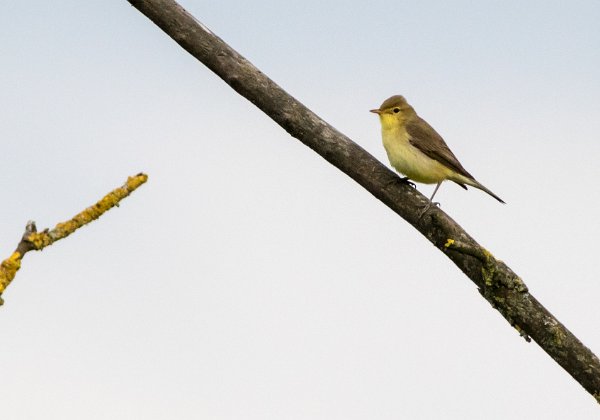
[[371, 95, 504, 216]]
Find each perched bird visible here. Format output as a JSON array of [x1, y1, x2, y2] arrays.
[[370, 95, 504, 216]]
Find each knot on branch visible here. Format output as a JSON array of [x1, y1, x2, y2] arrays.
[[444, 238, 527, 293], [445, 237, 531, 341]]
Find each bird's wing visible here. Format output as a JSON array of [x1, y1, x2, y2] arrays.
[[406, 116, 474, 181]]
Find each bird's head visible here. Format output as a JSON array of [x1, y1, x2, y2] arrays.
[[370, 95, 415, 129]]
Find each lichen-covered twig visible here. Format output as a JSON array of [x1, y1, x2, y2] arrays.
[[0, 173, 148, 305]]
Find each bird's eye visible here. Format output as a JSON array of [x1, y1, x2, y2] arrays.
[[393, 108, 400, 113]]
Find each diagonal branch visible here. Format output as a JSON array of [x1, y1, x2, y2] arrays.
[[0, 173, 148, 305], [126, 0, 600, 402]]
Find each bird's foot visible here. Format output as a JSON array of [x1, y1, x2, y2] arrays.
[[385, 176, 416, 190], [417, 201, 440, 220], [399, 177, 416, 188]]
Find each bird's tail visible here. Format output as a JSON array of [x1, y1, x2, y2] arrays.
[[467, 179, 505, 204]]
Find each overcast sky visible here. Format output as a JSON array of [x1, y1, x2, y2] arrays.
[[2, 1, 600, 418]]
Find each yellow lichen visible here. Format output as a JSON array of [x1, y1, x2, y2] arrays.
[[27, 173, 149, 250], [127, 173, 148, 190], [444, 238, 455, 248], [552, 325, 566, 347], [480, 249, 496, 287], [0, 252, 23, 294], [28, 232, 52, 250]]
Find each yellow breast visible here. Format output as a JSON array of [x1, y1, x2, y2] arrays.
[[381, 125, 453, 184]]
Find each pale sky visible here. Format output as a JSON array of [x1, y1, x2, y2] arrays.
[[2, 1, 600, 419]]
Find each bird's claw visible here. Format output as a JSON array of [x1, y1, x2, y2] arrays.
[[400, 177, 417, 188], [385, 176, 416, 189], [417, 201, 440, 220]]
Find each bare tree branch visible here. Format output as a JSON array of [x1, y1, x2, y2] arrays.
[[127, 0, 600, 402], [0, 173, 148, 305]]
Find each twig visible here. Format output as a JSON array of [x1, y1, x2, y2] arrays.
[[0, 173, 148, 305]]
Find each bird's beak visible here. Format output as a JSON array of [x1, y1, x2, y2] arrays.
[[370, 109, 382, 114]]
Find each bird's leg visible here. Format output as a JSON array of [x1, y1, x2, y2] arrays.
[[428, 181, 442, 203], [418, 182, 442, 219]]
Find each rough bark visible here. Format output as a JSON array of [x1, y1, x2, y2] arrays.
[[127, 0, 600, 402]]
